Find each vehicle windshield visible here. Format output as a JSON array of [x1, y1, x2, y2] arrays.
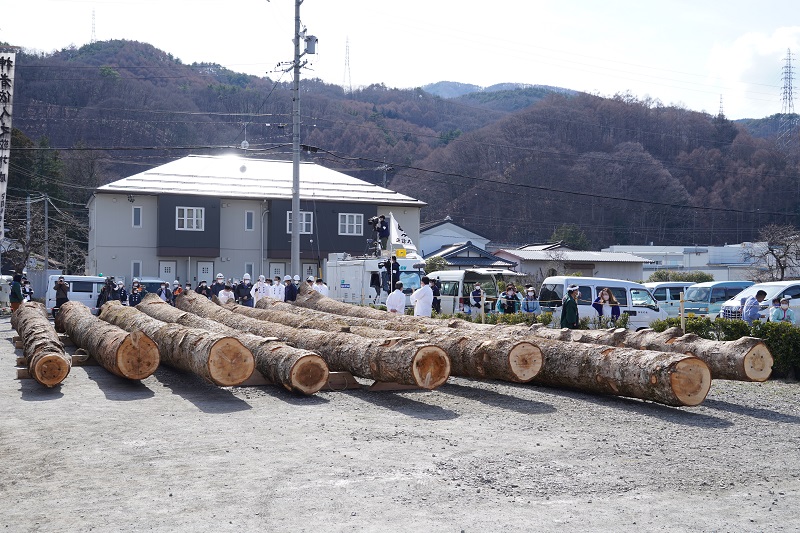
[[631, 288, 658, 309], [399, 272, 421, 293], [684, 287, 710, 303], [465, 276, 498, 297]]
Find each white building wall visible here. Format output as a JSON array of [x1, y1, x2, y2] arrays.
[[419, 223, 490, 256]]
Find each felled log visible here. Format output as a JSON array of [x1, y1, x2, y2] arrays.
[[530, 340, 712, 407], [177, 291, 450, 389], [229, 302, 542, 383], [99, 300, 254, 386], [11, 301, 70, 387], [54, 301, 159, 380], [135, 294, 328, 394], [528, 324, 773, 382]]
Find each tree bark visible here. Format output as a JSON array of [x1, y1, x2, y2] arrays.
[[54, 301, 159, 380], [528, 325, 773, 382], [99, 300, 254, 387], [530, 340, 712, 407], [11, 301, 70, 387], [230, 302, 542, 383], [136, 294, 328, 395], [177, 291, 450, 389]]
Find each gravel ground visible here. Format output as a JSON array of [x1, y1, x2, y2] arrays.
[[1, 316, 799, 533]]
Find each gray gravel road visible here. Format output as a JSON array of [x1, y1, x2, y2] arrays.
[[1, 318, 798, 532]]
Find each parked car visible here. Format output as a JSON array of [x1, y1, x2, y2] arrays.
[[720, 280, 800, 321], [426, 268, 524, 315], [682, 281, 754, 318], [643, 282, 696, 318], [539, 276, 668, 330]]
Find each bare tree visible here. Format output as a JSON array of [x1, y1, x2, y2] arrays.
[[743, 224, 800, 281]]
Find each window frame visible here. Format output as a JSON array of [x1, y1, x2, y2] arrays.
[[132, 206, 142, 228], [175, 206, 205, 232], [245, 210, 255, 232], [338, 213, 364, 236], [132, 261, 142, 280], [286, 211, 313, 235]]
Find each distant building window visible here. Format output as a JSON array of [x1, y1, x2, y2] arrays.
[[286, 211, 313, 234], [132, 206, 142, 228], [176, 206, 204, 231], [338, 213, 363, 236], [245, 210, 255, 232], [132, 261, 142, 280], [245, 262, 254, 278]]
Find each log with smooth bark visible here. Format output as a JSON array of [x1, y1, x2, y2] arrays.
[[55, 301, 159, 380], [99, 300, 254, 386], [229, 302, 542, 383], [177, 291, 450, 388], [11, 301, 70, 387], [528, 324, 772, 382], [530, 340, 712, 407], [136, 294, 328, 394]]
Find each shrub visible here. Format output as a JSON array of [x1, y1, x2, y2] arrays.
[[750, 321, 800, 377], [538, 312, 553, 327]]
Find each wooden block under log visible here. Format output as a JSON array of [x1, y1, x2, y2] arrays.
[[323, 371, 362, 391], [368, 381, 427, 392], [16, 367, 31, 380]]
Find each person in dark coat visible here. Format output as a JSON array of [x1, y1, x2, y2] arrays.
[[377, 215, 390, 251], [284, 275, 299, 302], [128, 279, 146, 307], [9, 274, 24, 312], [53, 276, 70, 317], [592, 287, 620, 322], [560, 285, 580, 329], [236, 274, 254, 307]]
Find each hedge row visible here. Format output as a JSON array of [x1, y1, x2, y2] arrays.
[[650, 317, 800, 377]]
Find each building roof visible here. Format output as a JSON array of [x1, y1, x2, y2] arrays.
[[425, 241, 516, 268], [497, 249, 652, 264], [420, 216, 488, 239], [96, 154, 426, 207]]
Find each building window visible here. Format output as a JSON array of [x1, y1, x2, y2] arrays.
[[286, 211, 313, 234], [244, 262, 254, 278], [176, 206, 204, 231], [132, 206, 142, 228], [338, 213, 363, 236], [245, 210, 255, 232], [132, 261, 142, 280]]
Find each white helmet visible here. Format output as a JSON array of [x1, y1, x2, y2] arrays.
[[216, 273, 224, 280], [258, 275, 266, 282], [243, 273, 251, 280], [307, 275, 315, 281], [283, 275, 292, 281], [293, 275, 300, 282], [173, 280, 180, 286]]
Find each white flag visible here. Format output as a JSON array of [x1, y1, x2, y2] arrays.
[[389, 212, 417, 253]]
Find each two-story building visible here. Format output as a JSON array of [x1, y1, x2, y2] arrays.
[[87, 155, 425, 285]]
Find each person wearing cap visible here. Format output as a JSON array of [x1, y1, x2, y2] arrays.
[[157, 281, 173, 305], [128, 278, 146, 307], [211, 273, 226, 298], [196, 280, 212, 299], [116, 280, 128, 305], [385, 281, 406, 314], [377, 215, 390, 250], [250, 275, 270, 305], [770, 297, 796, 325], [498, 284, 521, 314], [469, 283, 484, 309], [410, 276, 434, 317], [284, 274, 299, 302], [236, 273, 255, 307], [53, 275, 70, 317], [521, 285, 541, 316], [271, 276, 285, 301], [560, 285, 580, 329], [313, 278, 329, 297], [292, 274, 301, 285]]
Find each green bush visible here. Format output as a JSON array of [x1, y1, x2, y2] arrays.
[[750, 321, 800, 376], [538, 312, 553, 327]]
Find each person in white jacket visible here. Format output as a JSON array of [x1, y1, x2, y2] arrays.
[[271, 275, 285, 301], [251, 275, 271, 304], [410, 276, 433, 317], [313, 278, 329, 297], [385, 282, 406, 314]]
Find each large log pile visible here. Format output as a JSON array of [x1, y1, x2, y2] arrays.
[[177, 291, 451, 389], [135, 294, 329, 395], [229, 301, 542, 383], [529, 325, 773, 382], [55, 301, 160, 380], [99, 301, 254, 386], [11, 302, 71, 387]]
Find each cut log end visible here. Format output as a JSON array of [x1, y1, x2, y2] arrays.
[[31, 354, 71, 387], [289, 354, 330, 395], [206, 337, 255, 386], [669, 358, 711, 407], [411, 345, 450, 390], [742, 343, 773, 382], [116, 330, 160, 380], [508, 342, 543, 382]]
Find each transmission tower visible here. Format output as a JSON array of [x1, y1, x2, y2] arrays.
[[778, 48, 796, 149], [343, 37, 352, 95], [91, 9, 97, 44], [717, 94, 724, 118]]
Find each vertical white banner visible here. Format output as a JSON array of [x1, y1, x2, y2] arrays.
[[388, 212, 417, 254], [0, 51, 15, 241]]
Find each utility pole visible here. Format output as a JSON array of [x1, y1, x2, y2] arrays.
[[44, 194, 48, 274], [290, 0, 302, 278]]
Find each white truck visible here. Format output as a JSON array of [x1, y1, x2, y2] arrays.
[[325, 252, 426, 307]]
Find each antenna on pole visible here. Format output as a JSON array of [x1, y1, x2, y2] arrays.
[[343, 37, 352, 95], [778, 48, 796, 150], [91, 9, 97, 44]]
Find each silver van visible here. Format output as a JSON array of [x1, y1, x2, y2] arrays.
[[682, 281, 753, 318], [643, 282, 695, 318]]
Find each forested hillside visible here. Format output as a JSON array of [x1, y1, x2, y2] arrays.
[[8, 39, 800, 261]]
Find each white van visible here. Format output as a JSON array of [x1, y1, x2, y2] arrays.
[[539, 276, 668, 330], [720, 280, 800, 322], [45, 275, 107, 315], [426, 268, 525, 315], [643, 282, 696, 318]]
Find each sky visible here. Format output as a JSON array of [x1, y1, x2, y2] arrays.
[[3, 0, 800, 119]]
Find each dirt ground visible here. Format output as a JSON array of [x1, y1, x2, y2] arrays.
[[1, 317, 799, 533]]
